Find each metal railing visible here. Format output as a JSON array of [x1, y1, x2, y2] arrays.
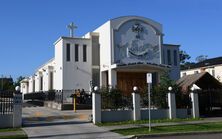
[[0, 91, 14, 114]]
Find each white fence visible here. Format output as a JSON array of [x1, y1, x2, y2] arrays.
[[0, 92, 22, 128], [92, 90, 198, 124]]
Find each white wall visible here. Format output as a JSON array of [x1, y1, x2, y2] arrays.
[[20, 82, 28, 94], [54, 37, 92, 91], [214, 65, 222, 82], [93, 21, 111, 72], [181, 65, 222, 83], [34, 72, 42, 92], [28, 76, 34, 93], [54, 39, 63, 90]]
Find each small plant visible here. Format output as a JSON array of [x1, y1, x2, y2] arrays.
[[100, 86, 132, 110]]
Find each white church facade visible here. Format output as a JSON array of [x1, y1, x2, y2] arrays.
[[21, 16, 180, 97]]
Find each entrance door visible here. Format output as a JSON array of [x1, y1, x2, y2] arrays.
[[117, 72, 147, 96]]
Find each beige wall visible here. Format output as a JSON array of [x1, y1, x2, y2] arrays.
[[180, 64, 222, 82]]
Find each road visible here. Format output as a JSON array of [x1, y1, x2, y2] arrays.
[[22, 107, 124, 139], [139, 133, 222, 139]]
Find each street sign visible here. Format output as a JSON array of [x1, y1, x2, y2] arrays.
[[146, 73, 152, 83], [146, 73, 152, 132]]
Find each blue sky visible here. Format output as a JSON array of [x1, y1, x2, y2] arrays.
[[0, 0, 221, 79]]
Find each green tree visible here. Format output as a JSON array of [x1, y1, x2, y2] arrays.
[[146, 72, 191, 109], [14, 76, 25, 87], [195, 55, 208, 63], [179, 50, 191, 64]]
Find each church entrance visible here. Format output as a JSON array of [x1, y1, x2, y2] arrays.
[[117, 72, 147, 96]]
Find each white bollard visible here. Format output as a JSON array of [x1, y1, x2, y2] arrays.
[[168, 87, 176, 119], [191, 91, 199, 118], [132, 86, 141, 121], [92, 86, 101, 124]]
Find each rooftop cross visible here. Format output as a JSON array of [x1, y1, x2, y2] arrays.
[[67, 22, 77, 37]]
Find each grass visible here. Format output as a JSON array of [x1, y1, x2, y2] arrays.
[[0, 128, 27, 139], [0, 135, 28, 139], [112, 122, 222, 136], [0, 128, 23, 132], [96, 118, 202, 126]]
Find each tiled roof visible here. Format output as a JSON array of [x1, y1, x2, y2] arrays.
[[176, 72, 222, 93]]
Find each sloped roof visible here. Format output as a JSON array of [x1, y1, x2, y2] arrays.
[[177, 72, 222, 92], [183, 57, 222, 70]]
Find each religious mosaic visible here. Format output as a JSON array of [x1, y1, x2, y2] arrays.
[[114, 20, 160, 64]]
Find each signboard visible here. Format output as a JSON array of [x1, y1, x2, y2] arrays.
[[146, 73, 152, 84]]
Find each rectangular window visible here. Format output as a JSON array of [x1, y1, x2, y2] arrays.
[[212, 69, 215, 77], [66, 43, 70, 62], [173, 50, 178, 66], [167, 50, 172, 65], [194, 71, 199, 74], [83, 44, 87, 62], [40, 76, 43, 91], [75, 44, 79, 62], [49, 72, 53, 90]]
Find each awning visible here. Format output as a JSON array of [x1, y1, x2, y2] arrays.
[[114, 62, 170, 72]]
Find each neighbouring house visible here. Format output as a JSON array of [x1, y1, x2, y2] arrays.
[[20, 16, 180, 100], [180, 57, 222, 82]]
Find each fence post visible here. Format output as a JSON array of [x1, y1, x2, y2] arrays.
[[168, 87, 176, 119], [132, 86, 141, 121], [13, 91, 22, 127], [92, 86, 101, 124], [190, 88, 199, 118]]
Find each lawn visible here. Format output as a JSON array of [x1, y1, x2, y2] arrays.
[[0, 128, 27, 139], [97, 118, 202, 126], [112, 122, 222, 136]]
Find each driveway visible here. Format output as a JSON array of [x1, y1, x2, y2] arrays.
[[22, 107, 124, 139]]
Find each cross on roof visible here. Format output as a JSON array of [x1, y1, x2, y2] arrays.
[[67, 22, 77, 37]]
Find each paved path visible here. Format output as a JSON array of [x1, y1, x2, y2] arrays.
[[22, 107, 124, 139]]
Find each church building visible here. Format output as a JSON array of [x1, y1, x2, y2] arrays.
[[21, 16, 180, 98]]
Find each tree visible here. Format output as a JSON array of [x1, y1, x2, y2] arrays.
[[142, 72, 177, 108], [0, 77, 14, 91], [179, 50, 196, 70], [195, 55, 208, 63], [14, 76, 25, 87], [145, 72, 190, 109], [179, 50, 191, 65]]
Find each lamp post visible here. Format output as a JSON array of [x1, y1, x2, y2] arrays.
[[15, 86, 20, 92], [168, 86, 172, 92]]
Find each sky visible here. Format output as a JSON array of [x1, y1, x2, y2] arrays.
[[0, 0, 222, 79]]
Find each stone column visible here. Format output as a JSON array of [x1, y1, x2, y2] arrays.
[[92, 87, 101, 124], [13, 92, 22, 127], [132, 89, 141, 121], [168, 87, 176, 119], [191, 91, 199, 118]]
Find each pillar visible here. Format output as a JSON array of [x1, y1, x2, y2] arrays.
[[108, 69, 117, 87], [191, 91, 199, 118], [132, 92, 141, 121], [168, 92, 176, 119], [92, 88, 101, 124], [13, 92, 22, 127]]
